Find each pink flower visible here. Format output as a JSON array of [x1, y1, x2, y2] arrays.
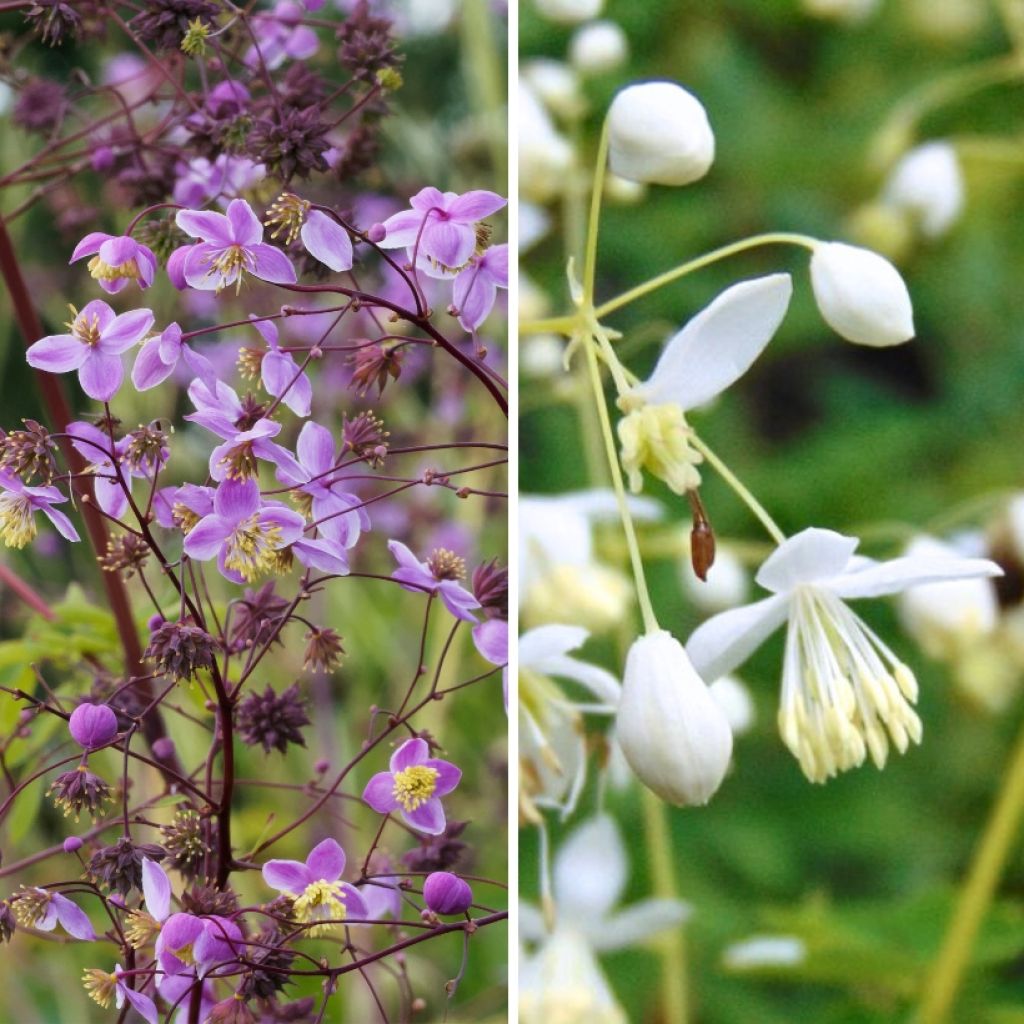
[[70, 233, 157, 294], [251, 319, 312, 416], [452, 243, 508, 331], [26, 299, 154, 402], [131, 322, 213, 392], [388, 540, 481, 622], [0, 470, 79, 549], [175, 199, 296, 292], [362, 738, 462, 835]]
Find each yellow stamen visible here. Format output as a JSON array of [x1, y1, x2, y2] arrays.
[[223, 515, 284, 582], [82, 969, 118, 1009], [293, 880, 349, 937], [392, 764, 439, 811], [87, 255, 141, 283], [124, 909, 161, 949], [0, 493, 37, 549], [66, 305, 102, 347]]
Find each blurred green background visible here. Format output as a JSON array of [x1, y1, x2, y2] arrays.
[[521, 1, 1024, 1021]]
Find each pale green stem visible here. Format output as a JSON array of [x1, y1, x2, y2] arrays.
[[581, 119, 611, 306], [917, 713, 1024, 1023], [519, 313, 578, 336], [594, 232, 818, 319], [642, 787, 688, 1023], [459, 0, 506, 188], [689, 434, 786, 546], [582, 334, 659, 635]]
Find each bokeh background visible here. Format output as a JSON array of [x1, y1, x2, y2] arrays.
[[521, 1, 1024, 1021]]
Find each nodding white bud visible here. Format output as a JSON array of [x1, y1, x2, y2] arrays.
[[616, 630, 733, 806], [523, 59, 584, 120], [809, 241, 914, 347], [533, 0, 603, 24], [607, 81, 715, 187], [569, 20, 629, 76], [519, 83, 574, 203], [882, 141, 964, 238]]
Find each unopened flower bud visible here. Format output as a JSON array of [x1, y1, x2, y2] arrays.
[[423, 872, 473, 915], [882, 140, 963, 238], [616, 630, 733, 806], [569, 20, 628, 76], [533, 0, 603, 24], [809, 241, 914, 347], [523, 59, 584, 120], [152, 737, 176, 761], [366, 223, 386, 244], [63, 836, 84, 854], [68, 703, 119, 750], [607, 81, 714, 187]]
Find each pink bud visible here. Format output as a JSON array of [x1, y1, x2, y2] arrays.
[[366, 223, 387, 244], [68, 703, 119, 750], [422, 872, 473, 915], [152, 737, 176, 761], [147, 613, 166, 633], [91, 146, 114, 172], [63, 836, 83, 853]]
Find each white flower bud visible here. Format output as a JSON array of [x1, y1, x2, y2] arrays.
[[604, 172, 646, 205], [522, 335, 565, 378], [882, 141, 964, 238], [519, 83, 574, 203], [533, 0, 603, 25], [569, 20, 628, 76], [616, 630, 733, 806], [607, 81, 715, 187], [809, 241, 915, 347], [523, 59, 585, 121]]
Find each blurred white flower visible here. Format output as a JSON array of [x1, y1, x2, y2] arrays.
[[809, 241, 914, 347], [603, 172, 647, 204], [520, 203, 552, 253], [519, 82, 574, 204], [723, 934, 807, 969], [687, 527, 1002, 782], [617, 630, 734, 806], [882, 141, 964, 238], [519, 625, 620, 818], [521, 335, 566, 378], [617, 274, 792, 496], [533, 0, 603, 24], [520, 815, 690, 1022], [607, 81, 715, 187], [801, 0, 879, 23], [523, 59, 585, 120], [569, 20, 629, 76], [710, 675, 756, 736], [682, 542, 749, 613]]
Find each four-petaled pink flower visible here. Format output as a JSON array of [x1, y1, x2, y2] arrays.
[[453, 243, 508, 331], [26, 299, 154, 402], [71, 233, 157, 294], [389, 540, 481, 622], [182, 478, 305, 584], [0, 470, 79, 549], [261, 838, 367, 936], [176, 199, 297, 293], [380, 187, 506, 270], [362, 738, 461, 835]]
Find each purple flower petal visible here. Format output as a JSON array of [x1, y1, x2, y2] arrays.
[[250, 243, 297, 285], [80, 299, 116, 332], [166, 244, 192, 290], [422, 220, 474, 269], [390, 737, 429, 773], [305, 838, 346, 882], [176, 208, 233, 245], [182, 514, 232, 560], [52, 892, 96, 940], [284, 24, 319, 60], [158, 323, 183, 362], [26, 334, 86, 373], [388, 539, 424, 572], [95, 475, 129, 520], [70, 232, 110, 262], [404, 798, 446, 836], [296, 421, 335, 476], [40, 505, 80, 543], [142, 857, 171, 921], [98, 235, 138, 268], [183, 243, 224, 291], [213, 477, 261, 523], [439, 580, 480, 622], [472, 618, 508, 666], [424, 758, 461, 797], [362, 771, 399, 813], [446, 190, 507, 222], [79, 350, 124, 402], [121, 987, 158, 1024], [292, 536, 350, 574], [257, 505, 305, 546], [378, 208, 427, 249], [132, 336, 175, 391], [226, 198, 263, 246], [100, 308, 154, 354], [301, 210, 353, 272], [262, 858, 313, 894], [340, 882, 368, 920], [454, 266, 498, 331], [409, 186, 447, 211]]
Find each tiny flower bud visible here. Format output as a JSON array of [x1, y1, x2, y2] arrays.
[[366, 222, 387, 243], [569, 20, 629, 76], [152, 737, 176, 761], [63, 836, 84, 854], [68, 703, 119, 750], [882, 140, 964, 239], [607, 81, 715, 187], [809, 241, 914, 347], [423, 871, 473, 915], [616, 630, 733, 806]]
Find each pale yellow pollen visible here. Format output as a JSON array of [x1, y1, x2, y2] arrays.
[[427, 548, 465, 581], [392, 764, 439, 811], [217, 440, 258, 481], [171, 502, 201, 534], [82, 969, 118, 1009], [66, 306, 102, 347], [203, 245, 251, 294], [87, 255, 141, 283], [124, 909, 161, 949], [223, 514, 283, 582], [0, 493, 37, 549], [265, 193, 311, 245], [293, 880, 349, 937], [616, 402, 703, 496]]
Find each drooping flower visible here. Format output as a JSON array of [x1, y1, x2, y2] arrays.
[[569, 20, 629, 75], [616, 630, 733, 806], [607, 80, 715, 187], [0, 470, 79, 549], [362, 738, 462, 835], [616, 274, 792, 496], [686, 527, 1003, 782], [172, 155, 267, 209], [388, 540, 481, 621], [68, 703, 119, 749], [882, 140, 964, 239], [261, 837, 367, 936], [11, 886, 95, 940], [71, 233, 157, 293], [247, 319, 312, 417], [132, 322, 212, 392], [379, 187, 507, 270], [82, 964, 158, 1024], [451, 244, 508, 331], [175, 199, 297, 292], [26, 299, 154, 402], [182, 478, 305, 584]]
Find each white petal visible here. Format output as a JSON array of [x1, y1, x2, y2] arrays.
[[633, 274, 792, 410], [831, 554, 1003, 600], [591, 899, 692, 952], [723, 934, 806, 969], [519, 624, 590, 667], [519, 901, 547, 943], [553, 814, 627, 926], [540, 654, 621, 703], [686, 594, 790, 683], [755, 527, 859, 593], [556, 488, 664, 523]]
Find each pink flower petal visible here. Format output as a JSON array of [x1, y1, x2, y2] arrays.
[[301, 210, 353, 272], [251, 243, 297, 284], [390, 737, 429, 773], [305, 838, 346, 882], [26, 333, 86, 373], [78, 350, 124, 402], [362, 771, 399, 813]]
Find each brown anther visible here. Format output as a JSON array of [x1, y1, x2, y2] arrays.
[[687, 489, 716, 581]]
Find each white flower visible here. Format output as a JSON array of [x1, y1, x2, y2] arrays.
[[520, 815, 689, 1023], [801, 0, 879, 23], [519, 82, 574, 204], [682, 543, 749, 613], [523, 59, 585, 120], [723, 934, 807, 970], [882, 141, 964, 238], [522, 335, 565, 378], [710, 675, 756, 736], [898, 535, 999, 660], [519, 625, 621, 818], [686, 527, 1002, 782], [569, 21, 628, 76], [607, 81, 715, 187], [520, 204, 552, 254], [521, 490, 662, 631], [617, 630, 734, 806], [809, 241, 914, 347], [617, 274, 792, 495], [533, 0, 603, 24]]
